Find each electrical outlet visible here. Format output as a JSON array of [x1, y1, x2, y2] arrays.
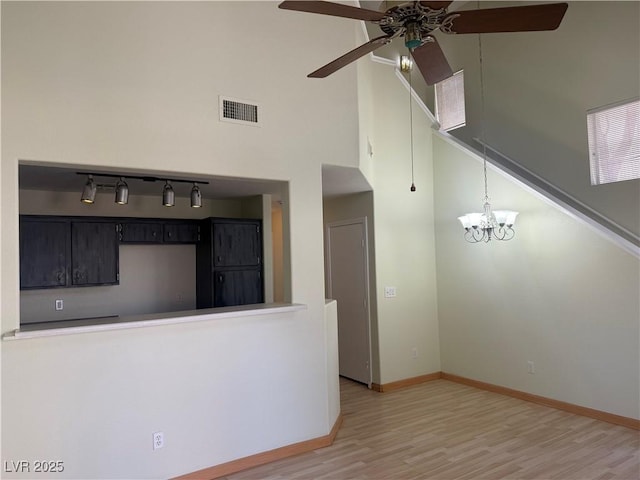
[[55, 299, 64, 311], [384, 286, 397, 298], [153, 432, 164, 450], [411, 347, 418, 359], [527, 361, 535, 374]]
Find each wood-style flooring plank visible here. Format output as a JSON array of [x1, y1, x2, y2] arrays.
[[222, 378, 639, 479]]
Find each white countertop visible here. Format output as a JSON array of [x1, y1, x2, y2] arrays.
[[3, 303, 307, 340]]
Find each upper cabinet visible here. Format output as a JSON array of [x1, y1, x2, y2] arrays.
[[212, 222, 261, 267], [119, 222, 163, 243], [20, 216, 119, 289], [20, 218, 69, 289], [164, 222, 200, 243], [20, 216, 201, 290], [118, 220, 199, 244], [71, 222, 119, 286]]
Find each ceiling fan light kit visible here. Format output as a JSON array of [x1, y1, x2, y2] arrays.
[[278, 1, 568, 86], [399, 55, 413, 73]]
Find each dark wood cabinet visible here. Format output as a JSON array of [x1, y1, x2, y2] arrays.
[[118, 220, 199, 244], [119, 222, 163, 243], [19, 216, 119, 289], [197, 218, 263, 308], [212, 222, 261, 267], [71, 222, 119, 286], [164, 222, 199, 243], [213, 269, 263, 307], [20, 218, 69, 289]]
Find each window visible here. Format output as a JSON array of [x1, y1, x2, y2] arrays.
[[435, 70, 466, 132], [587, 98, 639, 185]]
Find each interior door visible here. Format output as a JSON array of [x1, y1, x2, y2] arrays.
[[326, 218, 371, 386]]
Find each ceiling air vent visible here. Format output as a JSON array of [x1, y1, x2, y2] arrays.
[[219, 96, 261, 127]]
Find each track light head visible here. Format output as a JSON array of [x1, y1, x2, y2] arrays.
[[115, 177, 129, 205], [162, 180, 175, 207], [81, 175, 97, 204], [190, 183, 202, 208]]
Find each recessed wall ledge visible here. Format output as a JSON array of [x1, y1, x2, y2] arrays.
[[2, 303, 307, 341]]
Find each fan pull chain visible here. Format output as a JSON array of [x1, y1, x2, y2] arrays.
[[409, 51, 416, 192]]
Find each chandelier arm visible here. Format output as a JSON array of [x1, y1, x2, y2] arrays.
[[464, 229, 475, 242], [504, 226, 515, 241]]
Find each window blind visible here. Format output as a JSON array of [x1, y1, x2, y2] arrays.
[[435, 70, 466, 132], [587, 98, 639, 185]]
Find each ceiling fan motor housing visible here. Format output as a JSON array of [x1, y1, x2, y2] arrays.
[[379, 1, 449, 48]]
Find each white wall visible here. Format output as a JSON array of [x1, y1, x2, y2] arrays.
[[2, 2, 355, 478], [367, 62, 441, 384], [433, 134, 640, 419], [436, 1, 640, 238], [324, 59, 442, 386]]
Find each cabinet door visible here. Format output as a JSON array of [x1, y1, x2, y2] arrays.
[[119, 222, 163, 243], [214, 269, 263, 307], [71, 222, 119, 286], [20, 219, 69, 289], [212, 222, 261, 267], [164, 223, 199, 243]]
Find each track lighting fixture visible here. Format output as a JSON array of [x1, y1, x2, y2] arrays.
[[81, 175, 97, 204], [115, 177, 129, 205], [78, 172, 208, 207], [191, 183, 202, 208]]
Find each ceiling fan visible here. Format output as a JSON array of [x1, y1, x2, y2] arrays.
[[278, 1, 568, 85]]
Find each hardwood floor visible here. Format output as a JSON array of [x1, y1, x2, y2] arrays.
[[222, 377, 639, 480]]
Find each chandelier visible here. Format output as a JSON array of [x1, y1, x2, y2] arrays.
[[458, 205, 518, 242], [457, 19, 518, 243]]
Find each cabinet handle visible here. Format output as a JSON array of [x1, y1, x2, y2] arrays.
[[217, 256, 221, 263], [57, 271, 65, 284], [218, 275, 223, 283], [168, 232, 172, 238]]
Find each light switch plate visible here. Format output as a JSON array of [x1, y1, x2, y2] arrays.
[[384, 287, 397, 298], [55, 299, 64, 311]]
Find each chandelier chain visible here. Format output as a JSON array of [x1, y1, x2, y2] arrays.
[[477, 3, 489, 203]]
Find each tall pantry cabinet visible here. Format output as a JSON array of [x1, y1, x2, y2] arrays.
[[196, 218, 264, 308]]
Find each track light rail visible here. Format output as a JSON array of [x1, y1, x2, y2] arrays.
[[75, 172, 209, 185]]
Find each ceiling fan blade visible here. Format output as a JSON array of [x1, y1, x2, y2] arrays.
[[418, 1, 454, 10], [410, 36, 454, 86], [441, 3, 568, 34], [309, 35, 391, 78], [278, 1, 387, 22]]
